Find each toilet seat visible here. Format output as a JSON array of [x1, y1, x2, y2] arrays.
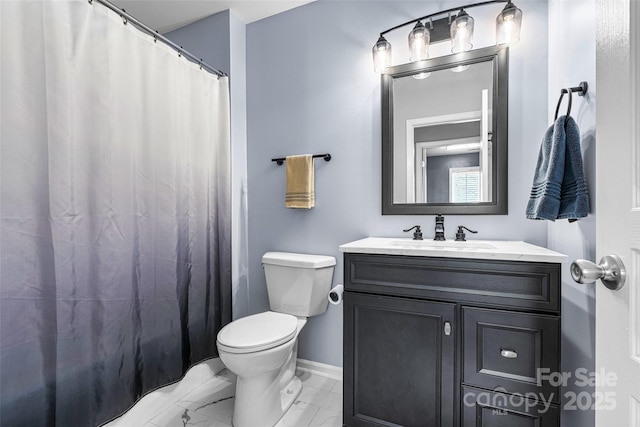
[[217, 311, 298, 354]]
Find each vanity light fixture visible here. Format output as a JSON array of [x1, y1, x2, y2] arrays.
[[372, 0, 522, 74]]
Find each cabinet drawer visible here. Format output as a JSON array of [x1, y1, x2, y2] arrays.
[[463, 307, 560, 403], [345, 254, 560, 313], [462, 386, 559, 427]]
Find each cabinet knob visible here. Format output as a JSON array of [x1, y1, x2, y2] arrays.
[[444, 321, 451, 336], [500, 349, 518, 359]]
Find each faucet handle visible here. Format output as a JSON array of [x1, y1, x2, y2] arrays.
[[403, 225, 423, 240], [455, 225, 478, 242], [434, 214, 446, 241]]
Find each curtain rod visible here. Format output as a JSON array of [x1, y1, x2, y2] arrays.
[[89, 0, 227, 78]]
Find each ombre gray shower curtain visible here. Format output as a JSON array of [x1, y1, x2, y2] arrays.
[[0, 2, 231, 425]]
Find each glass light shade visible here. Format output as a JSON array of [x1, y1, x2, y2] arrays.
[[496, 1, 523, 45], [408, 21, 430, 62], [450, 9, 474, 53], [372, 35, 392, 74]]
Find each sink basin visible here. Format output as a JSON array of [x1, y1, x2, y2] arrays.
[[390, 240, 498, 250]]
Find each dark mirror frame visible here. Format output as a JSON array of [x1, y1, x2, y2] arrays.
[[382, 45, 509, 215]]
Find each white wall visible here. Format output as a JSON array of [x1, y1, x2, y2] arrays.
[[547, 1, 596, 426]]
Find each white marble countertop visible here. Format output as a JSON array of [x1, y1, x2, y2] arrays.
[[339, 237, 567, 263]]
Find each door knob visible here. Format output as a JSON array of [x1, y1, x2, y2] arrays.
[[570, 255, 626, 290]]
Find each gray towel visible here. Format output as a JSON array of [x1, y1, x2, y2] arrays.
[[557, 116, 589, 221], [526, 115, 589, 221]]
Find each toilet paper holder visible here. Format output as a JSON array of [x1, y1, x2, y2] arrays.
[[328, 284, 344, 305]]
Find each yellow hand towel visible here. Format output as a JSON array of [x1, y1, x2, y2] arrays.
[[285, 154, 315, 209]]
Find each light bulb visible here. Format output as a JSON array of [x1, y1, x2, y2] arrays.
[[372, 35, 392, 74], [451, 9, 474, 53], [412, 72, 431, 80], [408, 21, 430, 62], [496, 1, 522, 45], [451, 65, 470, 73]]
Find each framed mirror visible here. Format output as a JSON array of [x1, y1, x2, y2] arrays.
[[382, 45, 508, 215]]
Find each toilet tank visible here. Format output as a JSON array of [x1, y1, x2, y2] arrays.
[[262, 252, 336, 317]]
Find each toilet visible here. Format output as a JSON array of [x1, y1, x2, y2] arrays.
[[216, 252, 336, 427]]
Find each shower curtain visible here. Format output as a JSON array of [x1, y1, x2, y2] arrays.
[[0, 2, 231, 426]]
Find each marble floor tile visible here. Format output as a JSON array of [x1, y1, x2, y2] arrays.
[[296, 384, 330, 406], [175, 373, 235, 408], [115, 362, 343, 427], [274, 400, 321, 427], [296, 371, 337, 391], [329, 380, 343, 395], [318, 390, 342, 414], [104, 359, 225, 427], [309, 408, 342, 427]]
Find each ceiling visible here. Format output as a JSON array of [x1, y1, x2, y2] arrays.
[[110, 0, 315, 33]]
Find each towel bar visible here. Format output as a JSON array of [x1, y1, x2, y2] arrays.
[[271, 153, 332, 166]]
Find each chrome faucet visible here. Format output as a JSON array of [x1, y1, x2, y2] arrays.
[[434, 214, 445, 241]]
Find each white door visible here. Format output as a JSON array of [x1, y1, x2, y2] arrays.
[[594, 0, 640, 425]]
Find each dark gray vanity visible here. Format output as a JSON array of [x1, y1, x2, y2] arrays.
[[340, 238, 565, 427]]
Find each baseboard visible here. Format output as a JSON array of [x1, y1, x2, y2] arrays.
[[296, 358, 343, 381]]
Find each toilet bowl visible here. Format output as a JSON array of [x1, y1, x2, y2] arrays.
[[216, 252, 335, 427], [217, 311, 306, 427]]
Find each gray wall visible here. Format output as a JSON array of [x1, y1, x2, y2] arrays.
[[165, 7, 597, 411], [426, 153, 480, 203], [246, 0, 549, 367], [547, 1, 596, 426], [166, 11, 251, 321]]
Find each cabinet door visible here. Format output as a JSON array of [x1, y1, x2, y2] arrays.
[[344, 292, 456, 427]]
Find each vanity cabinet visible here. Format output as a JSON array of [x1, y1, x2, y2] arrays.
[[342, 252, 562, 427]]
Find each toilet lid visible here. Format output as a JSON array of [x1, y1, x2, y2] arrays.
[[217, 311, 298, 353]]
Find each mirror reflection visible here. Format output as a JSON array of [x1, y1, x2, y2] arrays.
[[393, 60, 493, 204], [382, 45, 508, 215]]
